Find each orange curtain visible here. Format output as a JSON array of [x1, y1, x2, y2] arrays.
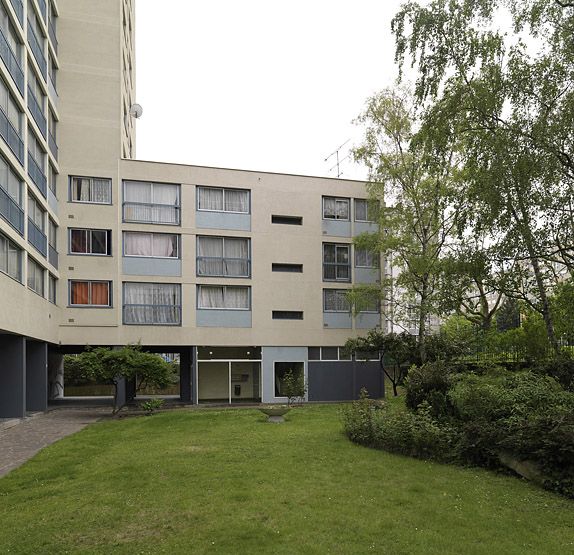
[[91, 282, 109, 306], [71, 282, 89, 305]]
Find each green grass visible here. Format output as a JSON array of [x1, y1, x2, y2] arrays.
[[0, 405, 573, 554]]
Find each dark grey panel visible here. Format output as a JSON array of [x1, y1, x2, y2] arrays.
[[26, 340, 48, 412], [0, 335, 26, 418], [308, 361, 383, 401]]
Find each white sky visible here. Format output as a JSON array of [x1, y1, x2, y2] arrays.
[[135, 0, 406, 180]]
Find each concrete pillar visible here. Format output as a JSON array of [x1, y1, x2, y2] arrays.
[[48, 351, 65, 399], [26, 341, 48, 412], [0, 335, 26, 418], [180, 347, 193, 403]]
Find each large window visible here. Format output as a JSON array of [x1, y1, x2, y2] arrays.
[[27, 257, 44, 296], [48, 273, 56, 304], [323, 289, 351, 312], [69, 280, 111, 307], [197, 186, 250, 214], [274, 362, 304, 397], [70, 176, 112, 204], [197, 285, 250, 310], [0, 153, 23, 233], [0, 232, 21, 281], [196, 236, 250, 277], [123, 282, 181, 325], [123, 231, 178, 258], [355, 248, 379, 268], [323, 243, 350, 281], [123, 180, 180, 225], [354, 199, 376, 222], [323, 196, 349, 220], [69, 228, 111, 256]]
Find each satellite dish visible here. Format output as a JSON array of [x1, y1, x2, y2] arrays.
[[129, 103, 143, 119]]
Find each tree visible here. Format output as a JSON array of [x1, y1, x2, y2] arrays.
[[496, 297, 521, 332], [65, 345, 176, 411], [353, 88, 458, 362], [392, 0, 574, 351], [281, 368, 307, 406]]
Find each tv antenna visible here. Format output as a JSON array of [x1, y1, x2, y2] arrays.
[[129, 103, 143, 119], [324, 139, 351, 177]]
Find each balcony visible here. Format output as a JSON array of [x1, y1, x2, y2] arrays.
[[27, 87, 47, 137], [48, 20, 57, 54], [9, 0, 23, 26], [0, 186, 24, 234], [0, 28, 24, 95], [123, 202, 181, 225], [48, 73, 57, 108], [196, 257, 251, 278], [0, 105, 24, 164], [48, 244, 58, 268], [48, 130, 57, 160], [28, 218, 46, 256], [27, 151, 46, 197], [37, 0, 47, 24], [27, 20, 47, 80]]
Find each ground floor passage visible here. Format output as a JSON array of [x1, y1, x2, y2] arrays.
[[0, 338, 384, 418]]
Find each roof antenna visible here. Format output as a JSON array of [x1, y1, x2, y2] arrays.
[[324, 139, 351, 177]]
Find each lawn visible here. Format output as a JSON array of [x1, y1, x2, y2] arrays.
[[0, 405, 573, 554]]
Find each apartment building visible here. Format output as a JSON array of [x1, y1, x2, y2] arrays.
[[0, 0, 383, 418]]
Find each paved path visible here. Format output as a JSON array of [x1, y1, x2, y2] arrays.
[[0, 408, 109, 478]]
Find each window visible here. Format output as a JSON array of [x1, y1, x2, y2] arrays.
[[48, 273, 56, 304], [70, 176, 112, 204], [0, 3, 22, 65], [48, 163, 57, 196], [69, 280, 111, 307], [69, 228, 111, 255], [357, 297, 380, 313], [272, 311, 303, 320], [28, 126, 45, 170], [355, 248, 379, 268], [124, 231, 178, 258], [308, 347, 351, 361], [0, 232, 21, 281], [274, 362, 304, 397], [271, 215, 302, 225], [197, 285, 250, 310], [323, 289, 351, 312], [355, 199, 377, 222], [28, 66, 45, 125], [272, 263, 303, 273], [323, 196, 349, 220], [323, 243, 350, 281], [0, 76, 22, 136], [123, 180, 180, 225], [28, 195, 44, 231], [123, 282, 181, 325], [0, 153, 23, 233], [196, 236, 250, 277], [27, 257, 44, 296], [48, 218, 56, 249], [197, 186, 249, 214]]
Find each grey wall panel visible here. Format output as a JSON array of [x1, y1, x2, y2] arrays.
[[123, 257, 182, 277], [47, 189, 58, 214], [196, 309, 252, 328], [354, 222, 378, 236], [355, 267, 380, 284], [356, 313, 381, 330], [323, 312, 352, 329], [0, 335, 26, 418], [308, 361, 383, 401], [25, 340, 48, 412], [261, 346, 308, 404], [196, 211, 251, 231], [322, 220, 351, 238]]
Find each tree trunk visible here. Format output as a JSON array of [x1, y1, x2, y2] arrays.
[[418, 280, 429, 363]]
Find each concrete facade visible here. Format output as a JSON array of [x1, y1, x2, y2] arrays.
[[0, 0, 385, 416]]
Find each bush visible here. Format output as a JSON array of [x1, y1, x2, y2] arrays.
[[139, 399, 165, 415], [342, 389, 382, 446], [404, 361, 454, 417], [533, 355, 574, 391]]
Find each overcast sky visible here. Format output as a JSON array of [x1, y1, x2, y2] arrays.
[[135, 0, 406, 180]]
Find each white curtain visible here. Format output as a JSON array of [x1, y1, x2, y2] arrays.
[[152, 183, 179, 206], [225, 286, 249, 309], [224, 238, 249, 276], [224, 189, 249, 213], [355, 199, 368, 221], [198, 187, 223, 210], [335, 199, 349, 219], [124, 181, 150, 203], [198, 285, 224, 308], [323, 197, 336, 218], [197, 236, 223, 275], [92, 179, 111, 203], [324, 289, 350, 312], [124, 282, 180, 324], [153, 233, 177, 257], [124, 232, 151, 256]]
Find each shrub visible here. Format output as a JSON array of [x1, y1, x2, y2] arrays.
[[139, 398, 165, 415], [342, 388, 382, 446], [404, 361, 454, 417], [532, 355, 574, 392]]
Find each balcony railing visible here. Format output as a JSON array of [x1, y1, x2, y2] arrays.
[[9, 0, 23, 26], [48, 73, 57, 106], [0, 185, 24, 234], [0, 105, 24, 164], [48, 20, 57, 53], [196, 257, 251, 278], [27, 86, 47, 137], [48, 244, 58, 268], [122, 202, 181, 225], [0, 27, 24, 95], [27, 151, 46, 197], [48, 130, 57, 160], [28, 218, 46, 256], [37, 0, 47, 24], [27, 19, 47, 79], [123, 304, 182, 326]]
